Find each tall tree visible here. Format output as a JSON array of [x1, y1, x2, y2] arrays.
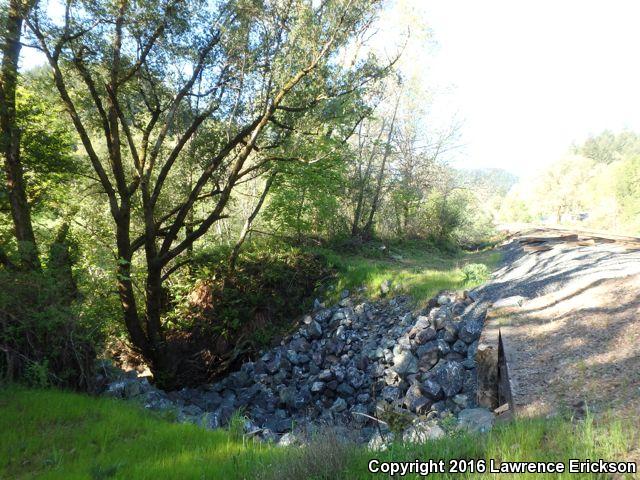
[[26, 0, 385, 386], [0, 0, 39, 270], [360, 88, 400, 239]]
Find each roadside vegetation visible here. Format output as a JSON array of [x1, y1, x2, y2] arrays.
[[319, 240, 501, 306], [1, 386, 636, 480], [501, 130, 640, 235]]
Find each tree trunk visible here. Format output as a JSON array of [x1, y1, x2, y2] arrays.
[[351, 120, 386, 238], [362, 94, 401, 240], [0, 0, 39, 270], [114, 210, 150, 359], [48, 222, 78, 301], [228, 172, 276, 273]]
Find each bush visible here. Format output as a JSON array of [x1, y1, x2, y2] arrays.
[[0, 269, 98, 390], [125, 244, 334, 387], [462, 263, 490, 285]]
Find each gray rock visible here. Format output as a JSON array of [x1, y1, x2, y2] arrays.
[[142, 390, 173, 410], [310, 381, 326, 393], [422, 379, 442, 400], [236, 385, 260, 407], [415, 327, 437, 345], [215, 403, 235, 427], [432, 309, 452, 330], [201, 411, 223, 429], [303, 320, 323, 340], [437, 294, 452, 306], [336, 382, 355, 397], [453, 394, 468, 407], [462, 369, 477, 394], [452, 339, 468, 354], [402, 422, 445, 443], [314, 308, 333, 323], [392, 350, 419, 376], [347, 366, 365, 389], [443, 329, 457, 343], [265, 416, 293, 433], [458, 318, 483, 343], [404, 384, 430, 413], [458, 408, 494, 433], [104, 379, 136, 398], [381, 385, 401, 402], [368, 431, 394, 451], [278, 432, 298, 446], [467, 340, 479, 359], [357, 393, 371, 403], [279, 386, 297, 410], [261, 428, 278, 443], [293, 386, 311, 410], [462, 358, 476, 369], [331, 397, 348, 412], [350, 404, 370, 424], [416, 340, 450, 371], [432, 361, 464, 397]]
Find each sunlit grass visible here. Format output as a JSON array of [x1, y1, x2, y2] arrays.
[[1, 387, 637, 479], [0, 386, 274, 479], [341, 413, 637, 479], [318, 241, 501, 305]]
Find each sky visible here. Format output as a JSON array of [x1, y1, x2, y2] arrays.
[[375, 0, 640, 179], [19, 0, 640, 180]]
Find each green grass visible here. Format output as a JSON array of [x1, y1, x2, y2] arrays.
[[342, 414, 637, 479], [2, 387, 637, 479], [0, 386, 277, 480], [318, 240, 501, 305]]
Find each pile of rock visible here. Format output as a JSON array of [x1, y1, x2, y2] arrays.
[[100, 286, 493, 445]]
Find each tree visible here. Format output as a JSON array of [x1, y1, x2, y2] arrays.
[[0, 0, 39, 270], [26, 0, 386, 387]]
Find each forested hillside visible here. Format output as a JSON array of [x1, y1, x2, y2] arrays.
[[500, 130, 640, 235]]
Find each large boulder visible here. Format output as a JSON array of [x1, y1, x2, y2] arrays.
[[416, 340, 450, 371], [458, 318, 483, 343], [432, 361, 464, 397], [402, 422, 445, 443], [302, 320, 323, 340], [392, 350, 419, 376], [403, 384, 431, 413], [415, 327, 437, 345], [421, 379, 442, 400]]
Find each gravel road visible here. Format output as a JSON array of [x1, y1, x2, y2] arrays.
[[469, 229, 640, 419]]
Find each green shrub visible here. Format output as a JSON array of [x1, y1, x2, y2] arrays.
[[462, 263, 490, 285], [0, 268, 99, 390]]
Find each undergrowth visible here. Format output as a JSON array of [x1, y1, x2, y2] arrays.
[[316, 239, 501, 306]]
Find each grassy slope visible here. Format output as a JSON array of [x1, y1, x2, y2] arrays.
[[320, 240, 501, 305], [0, 386, 293, 480], [1, 387, 636, 479]]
